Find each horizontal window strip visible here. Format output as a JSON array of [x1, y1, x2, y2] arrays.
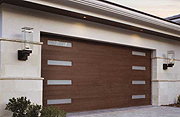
[[48, 40, 72, 47], [47, 99, 72, 105], [132, 51, 146, 56], [132, 95, 146, 99], [132, 81, 146, 85], [48, 60, 72, 66], [47, 80, 72, 85], [132, 66, 146, 70]]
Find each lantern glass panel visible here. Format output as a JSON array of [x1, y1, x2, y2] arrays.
[[167, 51, 175, 64], [22, 27, 33, 50]]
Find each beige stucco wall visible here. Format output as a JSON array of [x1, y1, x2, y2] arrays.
[[0, 6, 2, 38], [0, 79, 43, 117], [0, 40, 41, 77], [0, 39, 43, 117], [0, 3, 180, 116]]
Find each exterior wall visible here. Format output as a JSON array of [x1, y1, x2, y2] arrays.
[[152, 59, 180, 105], [0, 6, 2, 38], [0, 80, 42, 117], [0, 6, 2, 79], [0, 5, 43, 117], [0, 40, 43, 117], [0, 40, 41, 78], [0, 3, 180, 115]]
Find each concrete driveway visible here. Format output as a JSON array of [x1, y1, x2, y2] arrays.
[[68, 106, 180, 117]]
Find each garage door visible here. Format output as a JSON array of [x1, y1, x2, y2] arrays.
[[41, 34, 151, 112]]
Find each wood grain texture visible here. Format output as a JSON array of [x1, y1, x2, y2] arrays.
[[41, 34, 151, 112]]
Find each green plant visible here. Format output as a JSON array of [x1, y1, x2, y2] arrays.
[[5, 97, 41, 117], [177, 95, 180, 105], [5, 97, 31, 117], [26, 104, 41, 117], [5, 97, 67, 117], [41, 106, 67, 117]]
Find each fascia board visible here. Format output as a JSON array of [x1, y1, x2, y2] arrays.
[[22, 0, 180, 38]]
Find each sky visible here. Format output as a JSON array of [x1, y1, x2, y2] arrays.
[[106, 0, 180, 18]]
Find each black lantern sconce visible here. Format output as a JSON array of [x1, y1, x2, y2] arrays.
[[18, 27, 33, 61], [163, 51, 175, 70]]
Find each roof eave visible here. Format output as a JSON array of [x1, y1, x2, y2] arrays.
[[1, 0, 180, 41], [166, 15, 180, 20], [98, 0, 180, 26]]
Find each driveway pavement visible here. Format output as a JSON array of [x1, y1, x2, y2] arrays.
[[68, 106, 180, 117]]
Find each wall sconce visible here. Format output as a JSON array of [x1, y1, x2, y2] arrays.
[[18, 27, 33, 61], [163, 50, 175, 70]]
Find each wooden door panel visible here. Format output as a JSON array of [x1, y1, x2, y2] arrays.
[[41, 35, 151, 112]]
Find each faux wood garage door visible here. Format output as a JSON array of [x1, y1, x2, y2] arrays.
[[41, 34, 151, 112]]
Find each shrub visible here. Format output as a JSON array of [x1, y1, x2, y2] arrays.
[[5, 97, 67, 117], [177, 95, 180, 105], [5, 97, 31, 117], [41, 106, 67, 117], [5, 97, 41, 117], [26, 104, 41, 117]]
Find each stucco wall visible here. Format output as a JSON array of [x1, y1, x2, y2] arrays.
[[0, 6, 2, 38], [1, 4, 180, 57], [0, 3, 180, 116], [0, 80, 43, 117], [0, 39, 43, 117], [0, 40, 41, 78], [0, 5, 1, 93]]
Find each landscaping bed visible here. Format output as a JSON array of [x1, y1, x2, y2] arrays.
[[162, 95, 180, 108], [163, 104, 180, 107]]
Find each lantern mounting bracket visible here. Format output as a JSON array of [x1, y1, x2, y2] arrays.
[[163, 63, 174, 70], [18, 49, 32, 61]]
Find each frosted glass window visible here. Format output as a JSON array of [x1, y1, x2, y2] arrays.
[[132, 51, 146, 56], [132, 66, 146, 70], [48, 80, 72, 85], [47, 99, 72, 105], [132, 95, 145, 99], [132, 81, 146, 84], [48, 40, 72, 47], [48, 60, 72, 66]]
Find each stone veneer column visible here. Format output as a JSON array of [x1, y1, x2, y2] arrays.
[[0, 38, 43, 117], [152, 54, 180, 105]]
